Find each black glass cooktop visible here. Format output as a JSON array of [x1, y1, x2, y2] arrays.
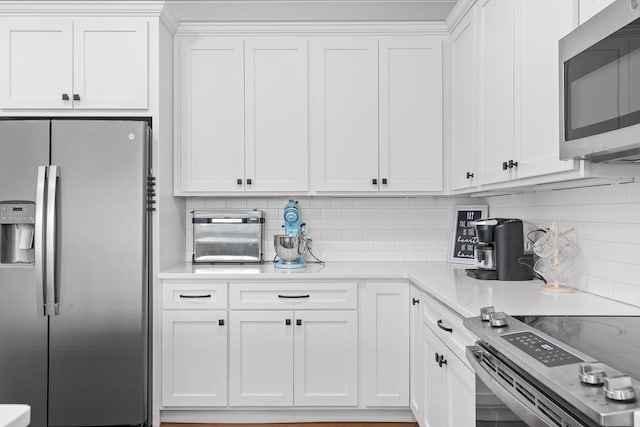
[[515, 316, 640, 380]]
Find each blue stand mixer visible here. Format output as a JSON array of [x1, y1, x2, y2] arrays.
[[274, 200, 307, 269]]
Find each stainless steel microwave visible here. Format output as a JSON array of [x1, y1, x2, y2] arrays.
[[559, 0, 640, 162]]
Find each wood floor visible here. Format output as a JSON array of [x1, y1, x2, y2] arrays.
[[161, 423, 418, 427]]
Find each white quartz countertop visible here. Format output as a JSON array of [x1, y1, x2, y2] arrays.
[[159, 262, 640, 318], [0, 405, 30, 427]]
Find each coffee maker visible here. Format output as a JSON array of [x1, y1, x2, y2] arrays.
[[466, 218, 534, 281]]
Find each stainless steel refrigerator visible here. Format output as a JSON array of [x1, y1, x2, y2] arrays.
[[0, 119, 151, 427]]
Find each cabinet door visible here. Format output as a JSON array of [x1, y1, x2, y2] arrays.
[[177, 37, 245, 193], [245, 38, 309, 192], [362, 282, 410, 407], [516, 0, 579, 179], [450, 9, 479, 191], [0, 20, 73, 109], [293, 310, 358, 406], [379, 39, 443, 192], [409, 287, 424, 422], [477, 0, 516, 185], [162, 310, 228, 407], [229, 310, 294, 406], [311, 38, 379, 192], [448, 351, 475, 427], [421, 323, 449, 427], [73, 19, 148, 109]]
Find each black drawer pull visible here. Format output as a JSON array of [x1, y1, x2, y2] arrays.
[[179, 294, 212, 299], [438, 354, 447, 368], [218, 319, 225, 326], [278, 294, 310, 299], [437, 319, 453, 333]]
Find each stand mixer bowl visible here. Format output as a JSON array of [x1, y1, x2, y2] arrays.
[[274, 234, 306, 264]]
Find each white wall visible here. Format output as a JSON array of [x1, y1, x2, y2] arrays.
[[186, 196, 475, 263], [487, 181, 640, 307]]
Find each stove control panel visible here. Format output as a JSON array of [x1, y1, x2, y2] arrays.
[[502, 331, 584, 367]]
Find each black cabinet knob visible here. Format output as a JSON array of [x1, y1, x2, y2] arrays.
[[247, 178, 252, 185], [73, 94, 80, 101], [502, 161, 509, 171], [285, 319, 291, 326], [508, 159, 518, 169], [218, 319, 225, 326], [435, 352, 440, 363], [296, 319, 302, 326], [466, 172, 474, 179], [237, 178, 242, 185], [372, 178, 378, 185], [382, 178, 388, 184], [61, 93, 69, 101], [412, 298, 420, 306]]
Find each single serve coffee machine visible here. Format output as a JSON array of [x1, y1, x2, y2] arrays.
[[466, 218, 534, 281], [0, 201, 35, 265]]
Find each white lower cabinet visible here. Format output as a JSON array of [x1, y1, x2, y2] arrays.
[[362, 282, 410, 406], [162, 310, 228, 407], [409, 286, 424, 420], [414, 286, 476, 427], [228, 309, 358, 406]]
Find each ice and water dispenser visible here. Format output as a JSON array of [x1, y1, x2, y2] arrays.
[[0, 201, 35, 264]]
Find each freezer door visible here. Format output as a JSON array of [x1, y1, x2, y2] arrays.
[[48, 120, 149, 427], [0, 120, 50, 427]]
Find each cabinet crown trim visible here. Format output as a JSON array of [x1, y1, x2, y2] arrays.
[[176, 21, 447, 36], [0, 1, 165, 16]]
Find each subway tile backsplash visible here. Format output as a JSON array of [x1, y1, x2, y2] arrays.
[[487, 181, 640, 307], [185, 196, 475, 264], [184, 180, 640, 308]]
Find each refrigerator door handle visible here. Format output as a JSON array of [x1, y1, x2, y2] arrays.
[[45, 165, 60, 316], [35, 166, 47, 315]]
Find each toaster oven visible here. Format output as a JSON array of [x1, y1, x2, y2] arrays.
[[192, 209, 264, 264]]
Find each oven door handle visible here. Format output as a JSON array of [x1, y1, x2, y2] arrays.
[[466, 345, 567, 427]]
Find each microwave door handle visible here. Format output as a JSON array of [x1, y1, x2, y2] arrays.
[[35, 166, 47, 315], [45, 165, 59, 316]]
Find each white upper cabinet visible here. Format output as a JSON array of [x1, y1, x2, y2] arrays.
[[579, 0, 616, 24], [72, 20, 149, 109], [517, 0, 578, 178], [244, 39, 309, 192], [311, 36, 444, 194], [0, 18, 148, 110], [176, 36, 309, 195], [177, 37, 245, 193], [462, 0, 579, 188], [450, 8, 479, 191], [477, 0, 517, 185], [311, 38, 379, 192], [379, 39, 443, 192]]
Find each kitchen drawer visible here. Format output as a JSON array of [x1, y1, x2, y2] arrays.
[[163, 282, 228, 310], [420, 291, 474, 365], [229, 282, 357, 310]]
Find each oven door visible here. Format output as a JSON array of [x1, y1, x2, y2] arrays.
[[466, 345, 587, 427]]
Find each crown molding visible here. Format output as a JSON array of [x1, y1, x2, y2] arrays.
[[176, 20, 448, 36], [0, 1, 166, 17], [445, 0, 476, 32]]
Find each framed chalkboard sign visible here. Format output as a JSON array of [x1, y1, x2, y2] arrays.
[[448, 205, 488, 264]]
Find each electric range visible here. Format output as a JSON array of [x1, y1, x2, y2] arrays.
[[464, 308, 640, 426]]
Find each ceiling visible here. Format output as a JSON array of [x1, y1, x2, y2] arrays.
[[164, 0, 458, 22]]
